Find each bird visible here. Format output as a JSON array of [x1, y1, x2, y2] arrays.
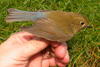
[[6, 8, 91, 42]]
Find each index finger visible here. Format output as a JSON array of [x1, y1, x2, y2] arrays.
[[7, 31, 36, 43], [50, 42, 67, 58]]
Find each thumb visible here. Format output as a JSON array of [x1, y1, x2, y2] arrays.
[[15, 37, 49, 59]]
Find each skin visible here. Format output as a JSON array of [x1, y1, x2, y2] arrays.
[[0, 31, 69, 67]]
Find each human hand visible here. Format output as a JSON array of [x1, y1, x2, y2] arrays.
[[0, 31, 69, 67]]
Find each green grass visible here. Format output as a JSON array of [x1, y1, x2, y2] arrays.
[[0, 0, 100, 67]]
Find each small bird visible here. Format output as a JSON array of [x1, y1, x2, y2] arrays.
[[6, 8, 91, 42]]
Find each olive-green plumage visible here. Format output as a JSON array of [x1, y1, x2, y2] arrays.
[[6, 8, 90, 42]]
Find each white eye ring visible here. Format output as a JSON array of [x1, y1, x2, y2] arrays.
[[80, 21, 85, 26]]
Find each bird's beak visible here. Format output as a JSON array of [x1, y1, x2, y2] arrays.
[[87, 25, 92, 28]]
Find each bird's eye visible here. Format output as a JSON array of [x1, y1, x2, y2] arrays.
[[80, 22, 85, 25]]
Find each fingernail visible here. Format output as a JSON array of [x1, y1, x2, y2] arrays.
[[61, 42, 67, 50]]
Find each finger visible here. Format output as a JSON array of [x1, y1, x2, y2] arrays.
[[51, 42, 67, 58], [42, 59, 49, 67], [60, 50, 70, 64], [55, 57, 67, 67], [48, 57, 56, 66], [1, 31, 36, 50], [27, 53, 42, 67], [55, 50, 69, 66], [50, 41, 61, 47], [14, 37, 50, 59], [7, 31, 36, 44]]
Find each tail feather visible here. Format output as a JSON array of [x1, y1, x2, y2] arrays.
[[6, 8, 45, 22], [8, 8, 25, 13]]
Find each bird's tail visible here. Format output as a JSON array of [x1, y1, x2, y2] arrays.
[[6, 8, 45, 22]]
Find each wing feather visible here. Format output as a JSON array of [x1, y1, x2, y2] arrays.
[[20, 18, 73, 42]]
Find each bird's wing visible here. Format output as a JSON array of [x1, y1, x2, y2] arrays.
[[34, 10, 53, 12], [20, 18, 73, 42]]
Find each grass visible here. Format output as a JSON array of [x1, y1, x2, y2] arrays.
[[0, 0, 100, 67]]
